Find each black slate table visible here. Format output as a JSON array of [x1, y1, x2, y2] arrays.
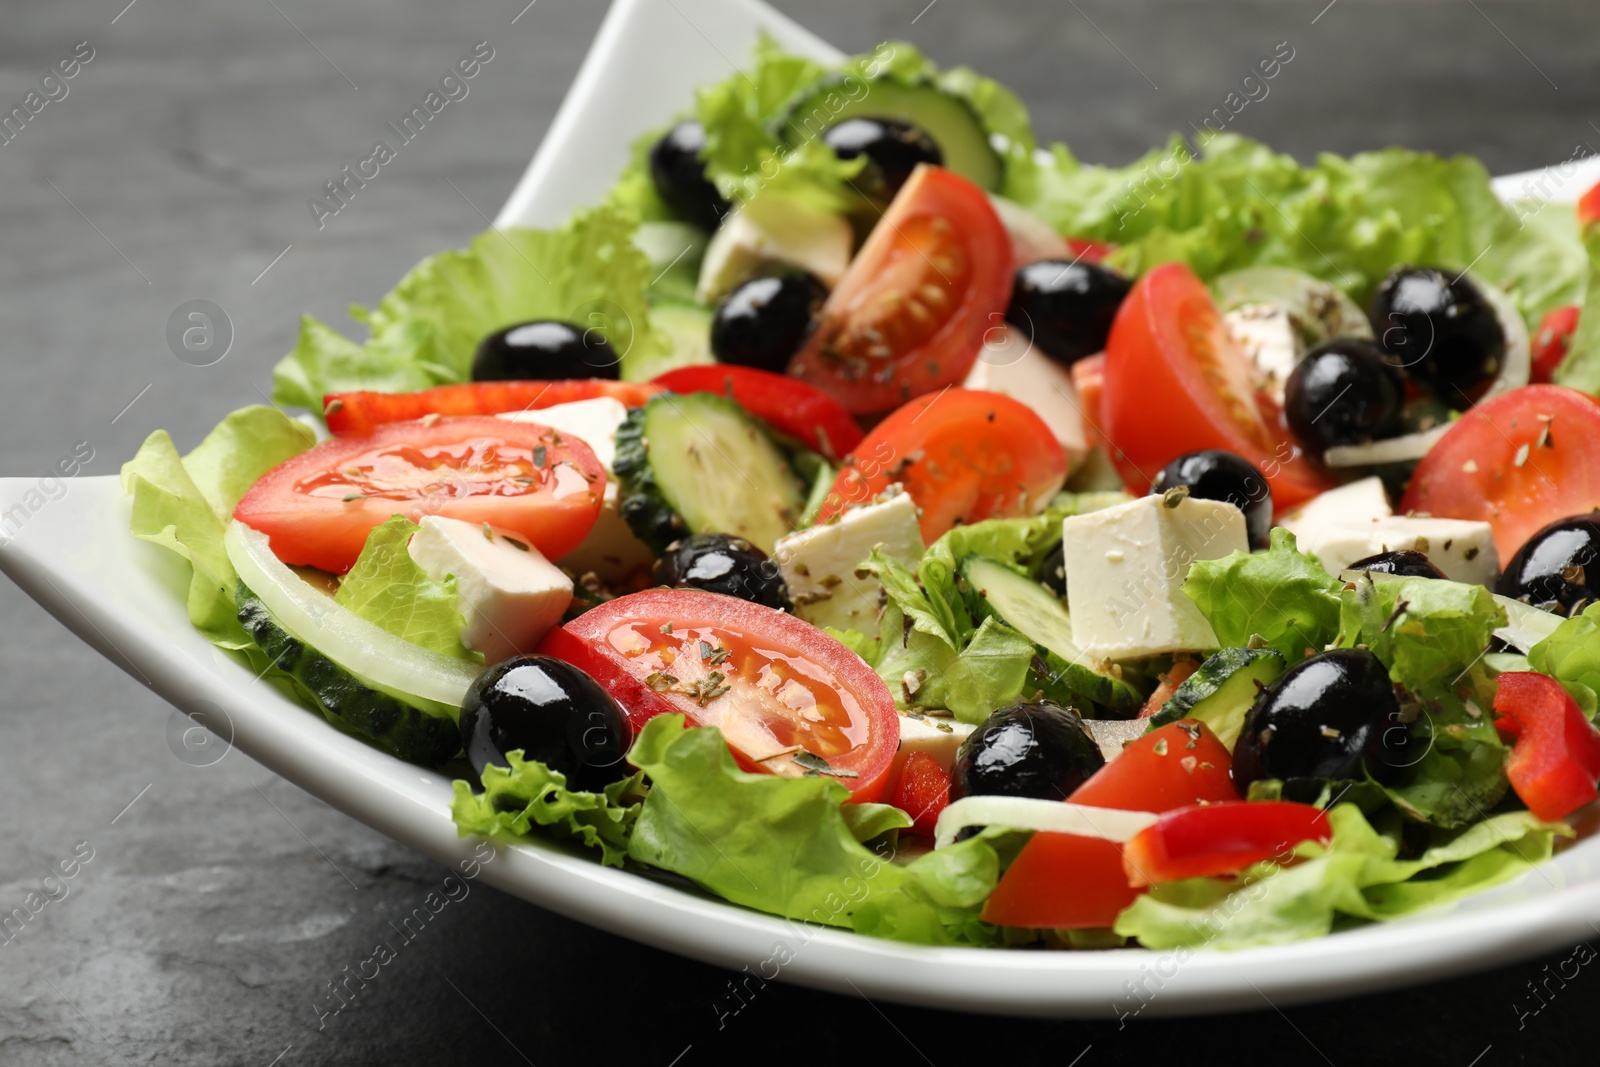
[[3, 2, 1598, 1064]]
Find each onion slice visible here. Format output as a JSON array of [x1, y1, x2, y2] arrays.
[[934, 795, 1157, 850], [1085, 718, 1148, 763], [1323, 275, 1531, 468]]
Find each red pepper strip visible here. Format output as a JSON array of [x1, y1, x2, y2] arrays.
[[1121, 801, 1331, 888], [1531, 305, 1581, 384], [651, 365, 865, 463], [323, 380, 661, 435], [1493, 672, 1600, 821]]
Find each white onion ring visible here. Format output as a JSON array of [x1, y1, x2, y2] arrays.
[[934, 795, 1157, 849]]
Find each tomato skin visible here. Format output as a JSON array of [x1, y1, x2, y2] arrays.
[[650, 365, 863, 462], [1121, 801, 1330, 888], [1066, 238, 1115, 264], [1102, 263, 1332, 508], [547, 589, 900, 801], [890, 752, 950, 837], [816, 389, 1068, 542], [982, 721, 1239, 929], [233, 417, 606, 573], [788, 165, 1013, 416], [1493, 672, 1600, 821], [324, 380, 661, 435], [1579, 179, 1600, 229], [1136, 658, 1200, 719], [1400, 384, 1600, 561], [1531, 305, 1581, 384]]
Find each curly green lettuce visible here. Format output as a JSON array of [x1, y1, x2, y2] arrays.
[[336, 516, 476, 661], [451, 752, 642, 868]]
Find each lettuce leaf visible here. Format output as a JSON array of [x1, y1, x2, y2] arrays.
[[1183, 528, 1344, 661], [1114, 804, 1564, 950], [1554, 224, 1600, 394], [1528, 602, 1600, 715], [871, 601, 1036, 725], [121, 406, 315, 646], [273, 206, 665, 411], [450, 752, 641, 868], [335, 516, 477, 661]]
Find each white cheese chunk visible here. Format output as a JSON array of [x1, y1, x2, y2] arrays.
[[695, 194, 854, 305], [773, 491, 925, 636], [891, 713, 974, 782], [987, 194, 1071, 268], [407, 516, 573, 665], [1298, 515, 1499, 587], [1224, 303, 1303, 404], [1278, 476, 1393, 543], [963, 327, 1088, 465], [1062, 494, 1248, 660], [498, 396, 627, 472]]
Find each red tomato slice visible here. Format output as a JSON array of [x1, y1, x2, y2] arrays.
[[787, 165, 1013, 416], [1121, 801, 1330, 888], [816, 389, 1068, 542], [890, 751, 950, 837], [1579, 179, 1600, 228], [1102, 263, 1332, 508], [1066, 237, 1115, 264], [1068, 352, 1109, 454], [650, 365, 864, 462], [324, 380, 661, 435], [233, 417, 605, 573], [1531, 305, 1581, 384], [1400, 384, 1600, 561], [1135, 658, 1200, 719], [982, 721, 1238, 929], [540, 589, 900, 801], [1494, 671, 1600, 821]]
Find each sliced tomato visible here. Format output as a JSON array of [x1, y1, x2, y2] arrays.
[[233, 416, 605, 573], [1135, 657, 1200, 719], [324, 380, 661, 435], [1102, 263, 1332, 508], [1066, 237, 1115, 264], [890, 752, 950, 837], [1068, 352, 1109, 455], [1494, 671, 1600, 821], [1121, 801, 1330, 888], [1531, 305, 1581, 384], [1400, 384, 1600, 561], [788, 165, 1012, 416], [982, 720, 1238, 929], [540, 589, 899, 801], [1579, 179, 1600, 228], [650, 365, 863, 462], [816, 389, 1067, 542]]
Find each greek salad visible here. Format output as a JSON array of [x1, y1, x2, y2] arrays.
[[123, 37, 1600, 951]]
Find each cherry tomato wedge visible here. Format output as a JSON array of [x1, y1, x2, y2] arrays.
[[1494, 671, 1600, 821], [890, 752, 950, 837], [1102, 263, 1332, 508], [538, 589, 900, 802], [1066, 237, 1114, 264], [982, 721, 1238, 929], [233, 416, 606, 573], [324, 380, 661, 435], [1121, 801, 1330, 888], [1136, 658, 1200, 719], [651, 365, 863, 462], [1400, 384, 1600, 561], [788, 165, 1013, 416], [816, 389, 1067, 542], [1532, 305, 1581, 384]]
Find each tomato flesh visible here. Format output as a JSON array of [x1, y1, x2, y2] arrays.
[[816, 389, 1067, 542], [324, 380, 660, 435], [788, 165, 1013, 416], [1531, 305, 1581, 384], [1579, 179, 1600, 228], [890, 752, 950, 837], [1121, 801, 1330, 888], [545, 589, 899, 801], [1102, 263, 1331, 508], [1494, 671, 1600, 821], [1400, 384, 1600, 561], [233, 416, 606, 573], [650, 365, 863, 462]]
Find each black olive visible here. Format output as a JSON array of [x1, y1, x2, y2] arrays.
[[821, 117, 942, 204], [1347, 549, 1446, 580], [1150, 450, 1273, 549], [1005, 260, 1132, 366], [648, 119, 731, 231], [1283, 339, 1406, 457], [1369, 267, 1506, 399], [1233, 649, 1410, 793], [949, 702, 1105, 803], [1037, 541, 1067, 597], [709, 271, 828, 373], [459, 656, 631, 792], [653, 533, 791, 611], [472, 320, 619, 382], [1496, 514, 1600, 614]]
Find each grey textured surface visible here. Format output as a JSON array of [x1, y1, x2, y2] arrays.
[[2, 1, 1598, 1064]]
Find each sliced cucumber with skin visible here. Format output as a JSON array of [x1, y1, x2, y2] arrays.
[[778, 77, 1003, 192], [613, 392, 805, 555], [962, 556, 1142, 714], [1149, 646, 1287, 751]]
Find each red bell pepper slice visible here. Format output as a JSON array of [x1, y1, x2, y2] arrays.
[[1493, 672, 1600, 821], [651, 365, 864, 463], [323, 380, 661, 435], [1121, 801, 1331, 888]]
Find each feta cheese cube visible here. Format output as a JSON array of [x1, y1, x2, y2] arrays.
[[891, 713, 975, 782], [987, 194, 1070, 267], [773, 491, 925, 636], [1062, 494, 1248, 659], [498, 396, 628, 472], [408, 516, 573, 664], [963, 327, 1088, 464], [695, 194, 853, 304], [1297, 515, 1499, 587], [1278, 476, 1392, 542], [1224, 303, 1303, 404]]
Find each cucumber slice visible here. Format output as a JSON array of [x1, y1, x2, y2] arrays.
[[613, 392, 804, 555], [962, 556, 1142, 714], [623, 303, 714, 382], [778, 77, 1003, 192], [237, 586, 460, 766], [1149, 646, 1287, 750]]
